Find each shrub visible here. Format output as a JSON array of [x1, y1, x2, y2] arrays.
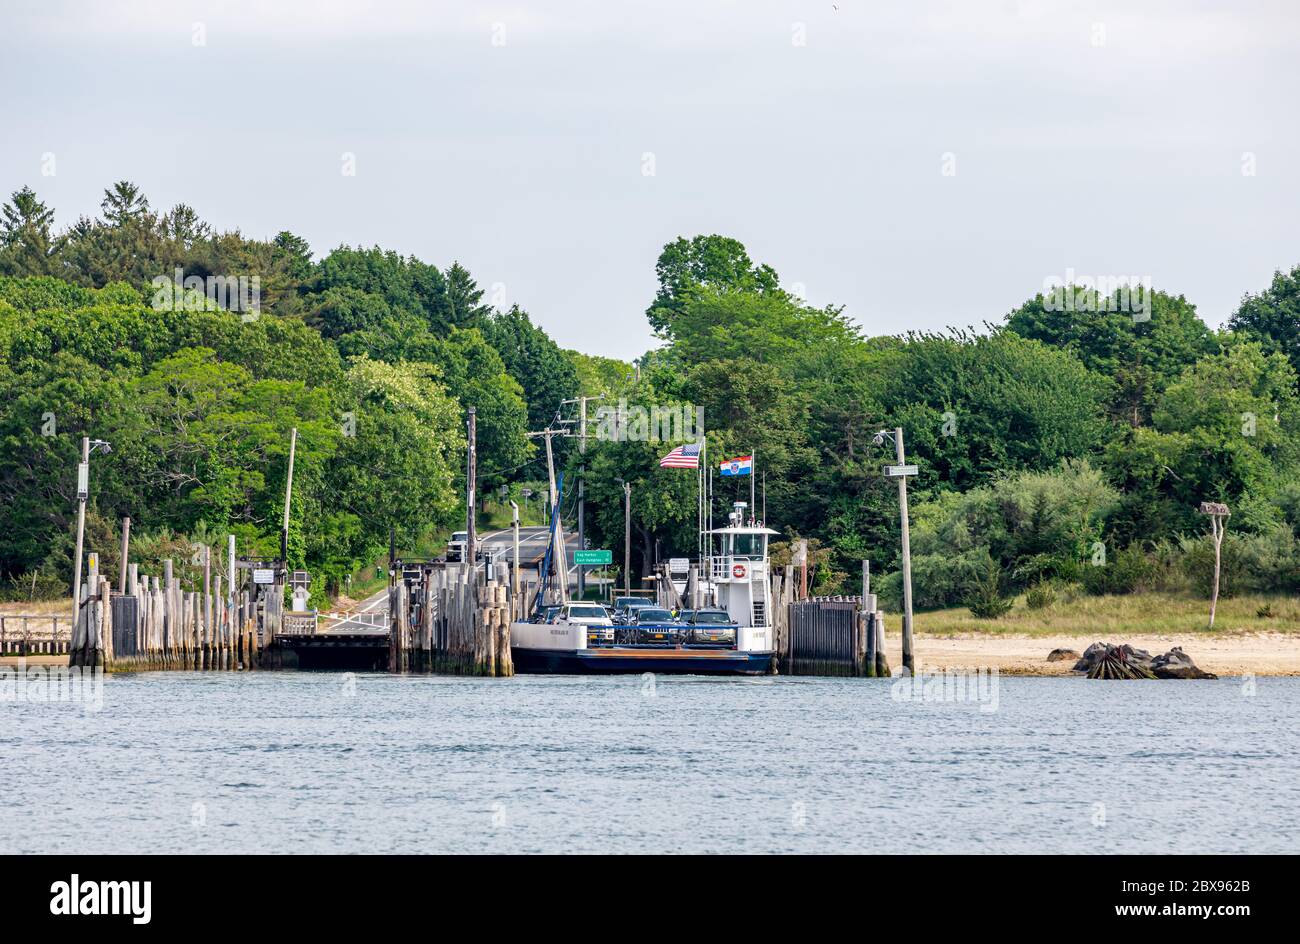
[[965, 556, 1014, 619], [1081, 544, 1156, 596], [1024, 582, 1057, 610], [1, 569, 67, 602], [1179, 533, 1247, 599]]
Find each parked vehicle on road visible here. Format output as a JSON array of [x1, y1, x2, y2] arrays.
[[446, 531, 469, 562]]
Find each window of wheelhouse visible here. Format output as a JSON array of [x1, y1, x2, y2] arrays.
[[731, 533, 765, 559]]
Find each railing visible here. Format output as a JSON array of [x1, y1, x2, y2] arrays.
[[0, 615, 70, 655], [711, 557, 767, 581], [280, 611, 319, 636]]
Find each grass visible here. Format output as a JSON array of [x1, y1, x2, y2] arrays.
[[0, 599, 69, 618], [913, 591, 1300, 638]]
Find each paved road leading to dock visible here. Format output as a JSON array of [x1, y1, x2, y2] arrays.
[[319, 526, 592, 633]]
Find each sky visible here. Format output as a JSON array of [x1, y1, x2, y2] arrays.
[[2, 0, 1297, 360]]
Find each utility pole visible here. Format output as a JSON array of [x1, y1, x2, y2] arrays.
[[562, 394, 603, 600], [71, 437, 111, 624], [118, 516, 130, 594], [227, 534, 236, 615], [510, 500, 521, 620], [466, 407, 477, 570], [623, 480, 632, 595], [71, 436, 89, 625], [892, 427, 915, 674], [527, 418, 574, 604], [281, 426, 298, 567]]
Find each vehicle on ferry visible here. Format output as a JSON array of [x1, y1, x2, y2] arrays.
[[620, 606, 684, 645], [545, 601, 615, 646], [677, 608, 738, 646], [509, 501, 777, 675], [611, 596, 654, 623]]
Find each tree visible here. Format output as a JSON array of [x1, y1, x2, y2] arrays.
[[445, 261, 492, 328], [1006, 288, 1216, 425], [0, 186, 63, 277], [482, 305, 580, 432], [322, 358, 464, 588], [1228, 264, 1300, 380], [647, 235, 782, 333], [878, 330, 1109, 492], [100, 181, 151, 226]]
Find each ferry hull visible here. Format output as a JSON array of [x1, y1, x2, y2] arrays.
[[513, 646, 773, 676]]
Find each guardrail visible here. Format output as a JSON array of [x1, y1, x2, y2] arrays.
[[0, 615, 70, 655]]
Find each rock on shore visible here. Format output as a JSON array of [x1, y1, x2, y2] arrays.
[[1068, 641, 1216, 679], [1151, 646, 1218, 679], [1046, 648, 1080, 662]]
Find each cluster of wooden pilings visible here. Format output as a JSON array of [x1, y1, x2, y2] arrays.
[[389, 565, 514, 676], [772, 563, 890, 677], [68, 558, 263, 672]]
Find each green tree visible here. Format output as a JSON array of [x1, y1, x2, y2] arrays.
[[0, 186, 64, 277], [482, 305, 580, 432], [1228, 264, 1300, 380], [647, 235, 782, 333]]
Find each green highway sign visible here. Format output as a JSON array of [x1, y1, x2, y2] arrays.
[[574, 549, 613, 565]]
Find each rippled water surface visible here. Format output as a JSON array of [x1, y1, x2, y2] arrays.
[[3, 671, 1297, 853]]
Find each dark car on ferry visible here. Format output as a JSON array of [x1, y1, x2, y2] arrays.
[[677, 608, 738, 646], [618, 607, 684, 644], [611, 597, 654, 624]]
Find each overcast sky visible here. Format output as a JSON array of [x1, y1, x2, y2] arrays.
[[2, 1, 1297, 359]]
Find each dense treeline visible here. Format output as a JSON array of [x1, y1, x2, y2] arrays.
[[3, 182, 1300, 610], [0, 182, 576, 600]]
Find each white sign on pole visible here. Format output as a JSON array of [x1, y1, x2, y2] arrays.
[[77, 462, 89, 500], [668, 558, 690, 574], [252, 568, 275, 585], [883, 464, 919, 478]]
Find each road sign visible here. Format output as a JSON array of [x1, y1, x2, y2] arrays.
[[77, 462, 88, 500], [252, 568, 275, 585], [668, 557, 690, 574], [883, 464, 919, 478], [574, 549, 612, 565]]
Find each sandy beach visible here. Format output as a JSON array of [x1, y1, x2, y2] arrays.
[[890, 632, 1300, 677]]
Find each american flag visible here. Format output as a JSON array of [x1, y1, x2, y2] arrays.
[[659, 443, 701, 468]]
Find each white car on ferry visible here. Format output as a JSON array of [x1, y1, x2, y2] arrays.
[[548, 601, 615, 646]]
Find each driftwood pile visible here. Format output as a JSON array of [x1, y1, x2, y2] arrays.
[[1071, 642, 1217, 680]]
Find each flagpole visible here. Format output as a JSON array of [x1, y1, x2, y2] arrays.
[[698, 437, 704, 563], [749, 448, 755, 524]]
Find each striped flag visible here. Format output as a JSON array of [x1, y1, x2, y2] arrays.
[[659, 443, 701, 468], [720, 454, 753, 476]]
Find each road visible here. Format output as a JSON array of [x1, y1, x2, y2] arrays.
[[320, 526, 601, 633], [481, 526, 612, 591]]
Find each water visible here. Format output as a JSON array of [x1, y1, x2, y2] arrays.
[[3, 671, 1297, 854]]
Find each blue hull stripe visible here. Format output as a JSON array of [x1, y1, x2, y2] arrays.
[[513, 647, 773, 676]]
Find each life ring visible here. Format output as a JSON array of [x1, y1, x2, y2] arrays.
[[732, 562, 748, 580]]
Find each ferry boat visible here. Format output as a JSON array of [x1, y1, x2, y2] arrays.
[[510, 502, 778, 675]]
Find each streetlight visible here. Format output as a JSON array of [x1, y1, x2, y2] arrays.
[[72, 437, 112, 627], [873, 427, 915, 674]]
